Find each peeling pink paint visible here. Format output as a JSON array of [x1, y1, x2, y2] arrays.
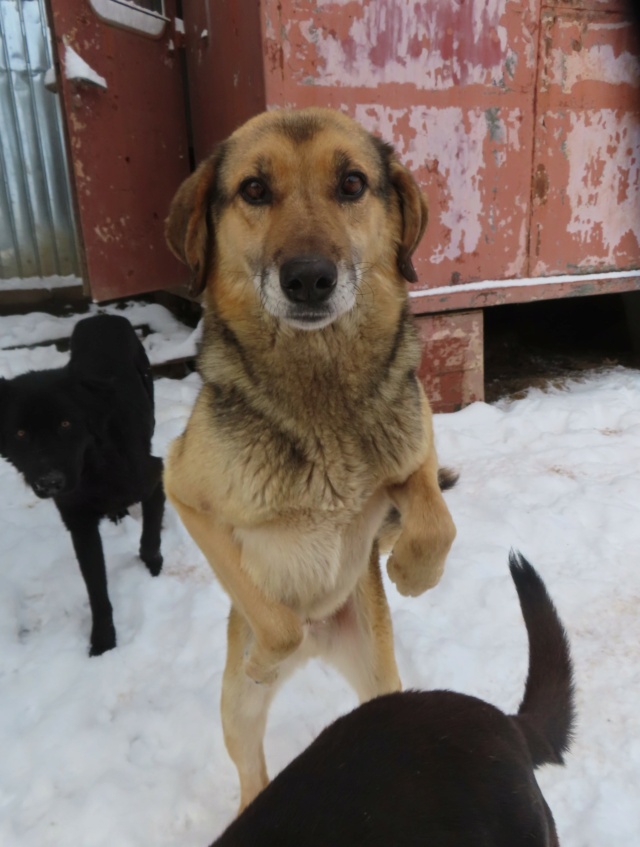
[[282, 0, 513, 90], [353, 102, 530, 281], [532, 9, 640, 275], [548, 20, 640, 92], [566, 111, 640, 264], [410, 108, 487, 263]]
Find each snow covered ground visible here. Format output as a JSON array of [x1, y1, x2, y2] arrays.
[[0, 303, 639, 846]]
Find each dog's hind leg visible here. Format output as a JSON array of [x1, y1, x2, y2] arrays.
[[59, 509, 116, 656], [221, 605, 298, 813], [320, 543, 401, 702], [139, 457, 165, 577], [164, 494, 304, 683]]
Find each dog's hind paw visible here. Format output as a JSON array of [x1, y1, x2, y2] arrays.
[[140, 550, 163, 577], [89, 625, 117, 657]]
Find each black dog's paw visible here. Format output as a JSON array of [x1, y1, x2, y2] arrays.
[[140, 550, 163, 577], [89, 625, 117, 657]]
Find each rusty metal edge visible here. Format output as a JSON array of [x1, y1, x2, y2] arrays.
[[409, 272, 640, 314]]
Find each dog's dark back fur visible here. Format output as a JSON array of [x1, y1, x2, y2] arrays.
[[212, 552, 574, 846], [0, 314, 164, 655]]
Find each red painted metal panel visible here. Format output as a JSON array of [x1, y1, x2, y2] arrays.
[[410, 273, 640, 313], [416, 311, 484, 412], [530, 8, 640, 275], [46, 0, 190, 301], [544, 1, 628, 9], [260, 0, 541, 290], [182, 0, 266, 163]]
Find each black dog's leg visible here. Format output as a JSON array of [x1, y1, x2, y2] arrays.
[[64, 515, 116, 656], [139, 457, 164, 577]]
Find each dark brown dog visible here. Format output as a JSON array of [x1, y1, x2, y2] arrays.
[[211, 551, 575, 846]]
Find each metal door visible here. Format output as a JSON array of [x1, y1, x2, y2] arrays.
[[530, 0, 640, 276], [45, 0, 190, 301], [181, 0, 265, 163]]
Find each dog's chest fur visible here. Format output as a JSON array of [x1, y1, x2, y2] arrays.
[[198, 309, 425, 518], [180, 307, 426, 614]]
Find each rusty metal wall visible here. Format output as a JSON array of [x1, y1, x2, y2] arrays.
[[183, 0, 266, 164], [260, 0, 540, 290], [531, 4, 640, 276], [259, 0, 640, 292], [48, 0, 190, 302], [0, 0, 80, 280]]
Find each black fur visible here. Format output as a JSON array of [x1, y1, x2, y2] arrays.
[[0, 314, 165, 656], [437, 465, 459, 491], [211, 552, 574, 846]]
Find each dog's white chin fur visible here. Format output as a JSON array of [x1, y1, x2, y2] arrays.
[[281, 312, 340, 331]]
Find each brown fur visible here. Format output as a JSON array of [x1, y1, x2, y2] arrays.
[[163, 107, 456, 810]]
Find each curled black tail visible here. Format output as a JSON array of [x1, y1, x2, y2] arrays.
[[509, 550, 576, 767]]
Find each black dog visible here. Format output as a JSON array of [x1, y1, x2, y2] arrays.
[[212, 552, 575, 846], [0, 314, 164, 656]]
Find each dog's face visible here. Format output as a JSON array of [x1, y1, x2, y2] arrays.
[[166, 108, 428, 330], [0, 374, 93, 499]]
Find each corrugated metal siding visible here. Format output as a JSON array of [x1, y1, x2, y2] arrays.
[[0, 0, 80, 280]]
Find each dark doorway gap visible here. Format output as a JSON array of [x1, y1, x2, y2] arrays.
[[483, 292, 640, 402]]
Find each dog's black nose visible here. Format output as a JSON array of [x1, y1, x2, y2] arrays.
[[33, 470, 66, 498], [279, 256, 338, 304]]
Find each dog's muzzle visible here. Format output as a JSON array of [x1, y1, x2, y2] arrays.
[[32, 470, 67, 498], [279, 256, 338, 307]]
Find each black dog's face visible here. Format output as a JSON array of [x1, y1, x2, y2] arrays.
[[0, 374, 93, 499]]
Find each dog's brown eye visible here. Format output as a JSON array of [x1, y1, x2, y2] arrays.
[[61, 420, 71, 429], [339, 171, 366, 200], [240, 178, 271, 205], [16, 429, 26, 439]]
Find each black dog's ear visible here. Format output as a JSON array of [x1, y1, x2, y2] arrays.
[[388, 157, 429, 283], [71, 373, 117, 398], [165, 143, 226, 297]]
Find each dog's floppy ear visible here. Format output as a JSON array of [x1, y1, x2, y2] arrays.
[[389, 158, 429, 283], [165, 154, 219, 297]]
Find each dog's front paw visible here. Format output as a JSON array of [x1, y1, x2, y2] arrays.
[[387, 519, 455, 597], [387, 501, 457, 597], [387, 546, 444, 597]]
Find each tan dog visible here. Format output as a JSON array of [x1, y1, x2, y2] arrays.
[[164, 108, 456, 811]]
